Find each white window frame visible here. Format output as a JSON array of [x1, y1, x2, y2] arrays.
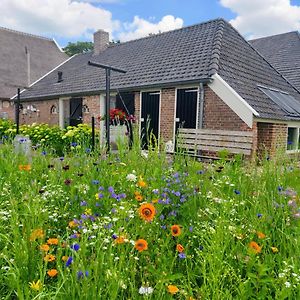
[[287, 126, 300, 153]]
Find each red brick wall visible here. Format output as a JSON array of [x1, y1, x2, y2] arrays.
[[0, 100, 15, 120], [134, 92, 140, 124], [20, 99, 59, 125], [82, 95, 101, 125], [257, 122, 287, 157], [160, 88, 175, 141]]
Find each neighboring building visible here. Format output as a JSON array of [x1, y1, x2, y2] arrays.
[[0, 27, 68, 120], [15, 19, 300, 156]]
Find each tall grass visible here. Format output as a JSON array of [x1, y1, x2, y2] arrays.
[[0, 140, 299, 299]]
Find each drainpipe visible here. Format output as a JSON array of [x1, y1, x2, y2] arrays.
[[198, 82, 205, 129]]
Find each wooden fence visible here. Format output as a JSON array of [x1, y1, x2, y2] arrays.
[[177, 128, 253, 156]]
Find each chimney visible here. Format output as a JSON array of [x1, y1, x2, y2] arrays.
[[93, 29, 109, 55], [57, 71, 63, 83]]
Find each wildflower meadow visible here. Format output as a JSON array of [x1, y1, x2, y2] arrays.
[[0, 136, 300, 299]]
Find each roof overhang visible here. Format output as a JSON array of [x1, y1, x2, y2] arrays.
[[208, 73, 259, 128]]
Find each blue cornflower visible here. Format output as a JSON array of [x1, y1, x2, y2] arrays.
[[161, 225, 167, 230], [234, 189, 241, 195], [159, 214, 165, 220], [92, 180, 99, 185], [59, 156, 64, 161], [70, 243, 80, 251], [178, 252, 186, 259], [77, 271, 89, 280], [65, 256, 73, 267], [199, 245, 204, 251], [80, 201, 87, 206], [278, 186, 283, 192], [70, 234, 79, 239], [257, 213, 263, 218], [71, 142, 77, 147], [85, 148, 91, 153], [189, 226, 193, 232], [197, 170, 204, 175], [112, 234, 117, 239], [174, 191, 181, 197], [98, 186, 104, 191], [108, 186, 114, 193], [41, 151, 47, 156]]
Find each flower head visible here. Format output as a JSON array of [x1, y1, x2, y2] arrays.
[[139, 203, 156, 222], [137, 180, 147, 188], [126, 173, 137, 182], [47, 238, 59, 245], [171, 225, 181, 237], [29, 280, 42, 291], [29, 229, 44, 241], [176, 244, 184, 253], [249, 241, 262, 254], [19, 164, 31, 171], [167, 285, 179, 295], [271, 246, 279, 253], [139, 286, 154, 295], [47, 269, 58, 277], [40, 244, 50, 252], [70, 243, 80, 251], [65, 256, 73, 267], [256, 231, 266, 239], [44, 254, 56, 262], [135, 239, 148, 252]]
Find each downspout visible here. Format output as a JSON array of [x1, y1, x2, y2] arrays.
[[198, 82, 205, 129]]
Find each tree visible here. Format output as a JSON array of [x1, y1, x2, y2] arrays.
[[63, 41, 94, 56]]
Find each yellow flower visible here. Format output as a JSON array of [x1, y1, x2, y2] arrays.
[[29, 229, 45, 241], [40, 244, 50, 252], [271, 247, 279, 253], [137, 180, 147, 188], [44, 254, 56, 262], [29, 280, 42, 291], [167, 285, 179, 295], [85, 208, 92, 215]]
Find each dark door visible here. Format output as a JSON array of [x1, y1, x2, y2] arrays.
[[69, 98, 83, 126], [141, 91, 160, 149], [175, 88, 198, 132]]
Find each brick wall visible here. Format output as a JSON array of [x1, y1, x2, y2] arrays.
[[20, 99, 59, 125], [257, 122, 287, 157], [134, 92, 140, 124], [82, 95, 101, 124], [160, 88, 175, 141]]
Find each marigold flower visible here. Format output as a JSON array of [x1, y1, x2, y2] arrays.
[[29, 229, 45, 241], [44, 254, 56, 262], [115, 236, 125, 244], [135, 194, 143, 201], [176, 244, 184, 253], [137, 180, 147, 188], [40, 244, 50, 252], [47, 238, 59, 245], [256, 231, 266, 239], [68, 220, 78, 228], [62, 256, 69, 262], [167, 285, 179, 295], [249, 241, 262, 254], [134, 191, 141, 196], [271, 246, 279, 253], [47, 269, 58, 277], [139, 203, 156, 222], [19, 164, 31, 171], [29, 280, 42, 291], [171, 225, 181, 237], [135, 239, 148, 252]]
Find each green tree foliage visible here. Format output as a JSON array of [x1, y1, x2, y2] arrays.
[[63, 41, 94, 56]]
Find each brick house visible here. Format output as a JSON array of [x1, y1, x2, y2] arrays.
[[0, 27, 68, 120], [13, 19, 300, 156]]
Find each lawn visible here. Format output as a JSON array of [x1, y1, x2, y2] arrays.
[[0, 141, 299, 299]]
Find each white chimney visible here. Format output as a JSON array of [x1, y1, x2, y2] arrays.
[[93, 29, 109, 55]]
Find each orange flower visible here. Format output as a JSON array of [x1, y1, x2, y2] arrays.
[[47, 238, 59, 245], [47, 269, 58, 277], [135, 239, 148, 252], [135, 194, 143, 201], [44, 254, 56, 262], [171, 225, 181, 237], [115, 236, 125, 244], [19, 164, 31, 171], [40, 244, 50, 252], [176, 244, 184, 253], [62, 256, 69, 262], [256, 231, 266, 239], [167, 285, 179, 295], [139, 203, 156, 222], [137, 180, 147, 188], [249, 241, 262, 254], [134, 191, 141, 196], [69, 220, 78, 228], [29, 229, 45, 241]]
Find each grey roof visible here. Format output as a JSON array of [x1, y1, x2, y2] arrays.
[[0, 27, 68, 99], [20, 19, 300, 121], [250, 32, 300, 91]]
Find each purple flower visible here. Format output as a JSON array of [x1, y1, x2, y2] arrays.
[[152, 189, 159, 194], [112, 234, 118, 239], [85, 148, 91, 153], [257, 213, 262, 218], [70, 234, 79, 239], [111, 208, 117, 213], [161, 225, 167, 230], [71, 142, 77, 147], [104, 223, 113, 229], [70, 243, 80, 251], [65, 256, 73, 267], [77, 270, 89, 279], [197, 170, 204, 175], [41, 151, 47, 156], [178, 252, 186, 259], [234, 189, 241, 195], [159, 214, 165, 220], [189, 226, 193, 232], [174, 191, 181, 197], [97, 193, 104, 199], [80, 201, 87, 206], [108, 186, 114, 193], [168, 210, 177, 217], [92, 180, 99, 185]]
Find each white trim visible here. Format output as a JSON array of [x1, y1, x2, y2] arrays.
[[10, 54, 76, 100], [209, 73, 259, 128], [52, 38, 65, 53]]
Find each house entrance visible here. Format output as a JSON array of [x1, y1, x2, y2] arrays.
[[69, 98, 83, 126], [141, 91, 160, 149]]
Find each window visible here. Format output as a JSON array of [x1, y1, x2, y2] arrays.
[[287, 127, 299, 151], [50, 105, 58, 114]]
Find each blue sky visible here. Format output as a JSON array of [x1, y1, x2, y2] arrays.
[[1, 0, 300, 47]]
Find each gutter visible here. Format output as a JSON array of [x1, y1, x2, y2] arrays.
[[198, 82, 205, 128]]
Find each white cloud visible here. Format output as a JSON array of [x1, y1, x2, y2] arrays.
[[220, 0, 300, 38], [0, 0, 119, 38], [118, 15, 184, 42]]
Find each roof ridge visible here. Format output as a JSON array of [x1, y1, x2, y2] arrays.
[[208, 19, 225, 76], [108, 18, 223, 48], [0, 26, 53, 41], [250, 31, 299, 42]]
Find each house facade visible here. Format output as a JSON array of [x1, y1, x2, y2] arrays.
[[13, 19, 300, 157], [0, 27, 68, 120]]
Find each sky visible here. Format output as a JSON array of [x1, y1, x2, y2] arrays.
[[1, 0, 300, 47]]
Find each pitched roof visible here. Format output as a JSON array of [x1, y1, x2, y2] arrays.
[[0, 26, 68, 99], [250, 31, 300, 92], [20, 19, 300, 121]]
